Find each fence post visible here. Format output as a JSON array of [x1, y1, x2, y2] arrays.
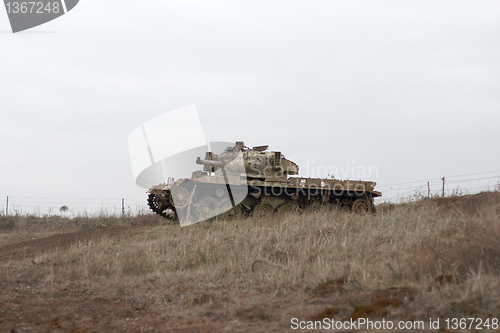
[[6, 196, 8, 215], [427, 182, 430, 198], [442, 177, 445, 197], [122, 198, 125, 217]]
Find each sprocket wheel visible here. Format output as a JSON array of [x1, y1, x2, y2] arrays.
[[147, 193, 167, 218]]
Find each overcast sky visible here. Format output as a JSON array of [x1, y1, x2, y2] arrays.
[[1, 1, 500, 214]]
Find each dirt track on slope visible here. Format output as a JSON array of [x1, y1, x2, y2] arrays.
[[0, 226, 148, 263]]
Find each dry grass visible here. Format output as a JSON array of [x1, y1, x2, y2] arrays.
[[0, 213, 167, 246], [1, 192, 500, 331]]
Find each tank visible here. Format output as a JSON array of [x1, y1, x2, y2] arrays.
[[147, 141, 381, 224]]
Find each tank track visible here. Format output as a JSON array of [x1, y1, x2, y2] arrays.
[[147, 182, 375, 221], [147, 183, 247, 222], [147, 192, 174, 219]]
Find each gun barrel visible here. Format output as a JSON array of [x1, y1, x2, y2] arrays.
[[196, 157, 226, 168]]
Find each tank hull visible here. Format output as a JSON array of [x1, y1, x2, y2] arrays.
[[146, 141, 381, 221], [147, 176, 381, 220]]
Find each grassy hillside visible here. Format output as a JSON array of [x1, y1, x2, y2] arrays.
[[1, 192, 499, 331]]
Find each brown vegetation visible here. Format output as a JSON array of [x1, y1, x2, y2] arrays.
[[1, 192, 500, 332]]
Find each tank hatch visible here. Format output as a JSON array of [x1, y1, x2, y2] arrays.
[[252, 145, 269, 151]]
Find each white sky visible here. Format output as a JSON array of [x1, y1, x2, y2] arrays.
[[1, 1, 500, 214]]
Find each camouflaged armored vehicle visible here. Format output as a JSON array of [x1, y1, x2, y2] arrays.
[[147, 141, 381, 223]]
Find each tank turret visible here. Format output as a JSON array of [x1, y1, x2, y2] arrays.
[[195, 142, 299, 180]]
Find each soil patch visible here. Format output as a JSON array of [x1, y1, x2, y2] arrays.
[[0, 226, 147, 262]]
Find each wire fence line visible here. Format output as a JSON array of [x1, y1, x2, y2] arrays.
[[376, 170, 500, 203], [0, 196, 149, 217], [1, 170, 500, 216]]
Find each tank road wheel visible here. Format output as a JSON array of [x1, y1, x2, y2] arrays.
[[170, 186, 191, 209], [322, 202, 335, 211], [275, 203, 299, 217], [306, 200, 322, 213], [352, 198, 373, 214], [218, 201, 243, 220], [215, 188, 225, 198], [196, 197, 217, 221], [252, 202, 274, 218]]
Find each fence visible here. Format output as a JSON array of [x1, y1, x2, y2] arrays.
[[375, 170, 500, 203], [2, 170, 500, 216], [0, 196, 149, 217]]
